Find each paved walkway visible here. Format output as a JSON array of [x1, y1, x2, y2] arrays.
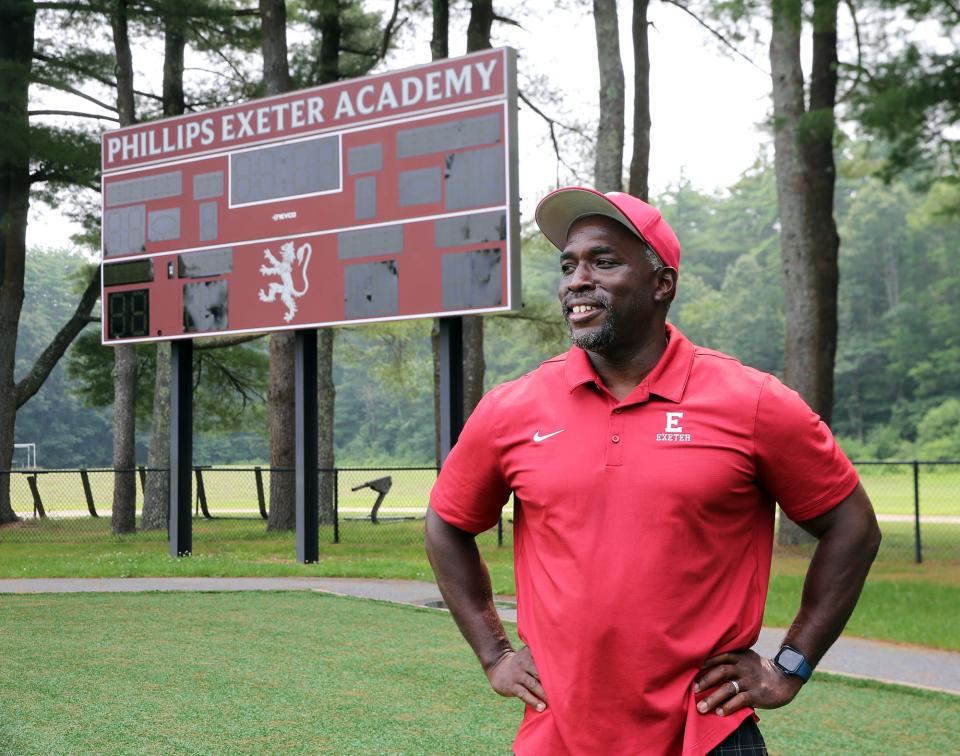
[[2, 577, 957, 696]]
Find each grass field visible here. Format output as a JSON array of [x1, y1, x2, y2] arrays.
[[1, 591, 957, 755], [5, 464, 959, 518], [1, 522, 959, 651]]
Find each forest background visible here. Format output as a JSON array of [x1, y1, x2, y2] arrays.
[[5, 0, 960, 473]]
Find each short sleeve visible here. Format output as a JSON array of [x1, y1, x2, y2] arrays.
[[429, 388, 512, 534], [754, 375, 859, 522]]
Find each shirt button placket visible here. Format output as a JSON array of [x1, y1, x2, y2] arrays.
[[607, 407, 625, 466]]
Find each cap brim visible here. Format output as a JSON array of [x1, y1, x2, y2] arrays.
[[535, 187, 641, 250]]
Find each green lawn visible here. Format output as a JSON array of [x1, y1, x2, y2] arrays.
[[6, 464, 959, 518], [1, 523, 959, 651], [0, 592, 957, 755]]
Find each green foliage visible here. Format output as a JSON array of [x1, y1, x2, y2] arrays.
[[65, 333, 269, 434], [15, 249, 112, 467], [916, 399, 960, 460], [289, 0, 389, 88], [850, 43, 960, 187]]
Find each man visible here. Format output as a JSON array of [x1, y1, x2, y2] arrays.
[[425, 187, 881, 755]]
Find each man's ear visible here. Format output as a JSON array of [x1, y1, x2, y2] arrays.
[[654, 268, 678, 304]]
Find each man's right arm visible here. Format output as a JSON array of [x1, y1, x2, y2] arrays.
[[424, 505, 547, 711]]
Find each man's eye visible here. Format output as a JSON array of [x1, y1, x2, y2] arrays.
[[595, 259, 616, 267], [560, 264, 575, 275]]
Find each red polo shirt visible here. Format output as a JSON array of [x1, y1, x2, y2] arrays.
[[430, 324, 858, 755]]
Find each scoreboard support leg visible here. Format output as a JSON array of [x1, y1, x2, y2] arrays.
[[169, 340, 193, 557], [438, 316, 465, 465], [295, 329, 319, 564]]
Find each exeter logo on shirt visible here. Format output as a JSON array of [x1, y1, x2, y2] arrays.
[[656, 411, 692, 442]]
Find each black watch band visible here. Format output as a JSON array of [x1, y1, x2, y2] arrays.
[[774, 645, 814, 682]]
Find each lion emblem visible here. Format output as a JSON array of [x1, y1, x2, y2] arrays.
[[258, 240, 312, 322]]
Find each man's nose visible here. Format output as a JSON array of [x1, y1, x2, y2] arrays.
[[565, 262, 595, 291]]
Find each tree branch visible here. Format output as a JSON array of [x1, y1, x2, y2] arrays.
[[195, 352, 264, 410], [29, 109, 120, 122], [518, 90, 587, 183], [661, 0, 769, 76], [837, 0, 864, 103], [15, 267, 101, 408], [32, 76, 118, 112], [378, 0, 403, 61], [493, 12, 524, 30], [188, 21, 251, 89], [33, 51, 162, 103], [193, 333, 265, 350]]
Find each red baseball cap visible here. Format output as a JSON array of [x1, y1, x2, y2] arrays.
[[535, 187, 681, 270]]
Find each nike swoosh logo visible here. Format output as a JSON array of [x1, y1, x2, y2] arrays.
[[533, 429, 565, 443]]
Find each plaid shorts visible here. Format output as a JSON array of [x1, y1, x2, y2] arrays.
[[707, 717, 768, 755]]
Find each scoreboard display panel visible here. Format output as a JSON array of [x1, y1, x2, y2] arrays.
[[100, 48, 519, 344]]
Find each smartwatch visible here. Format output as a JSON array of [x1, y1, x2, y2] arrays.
[[774, 645, 814, 682]]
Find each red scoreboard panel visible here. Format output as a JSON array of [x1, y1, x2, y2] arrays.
[[100, 48, 519, 344]]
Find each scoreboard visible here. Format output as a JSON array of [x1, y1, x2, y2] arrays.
[[100, 48, 519, 344]]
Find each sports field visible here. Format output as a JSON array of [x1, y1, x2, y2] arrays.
[[1, 591, 957, 755], [4, 465, 959, 567], [4, 464, 958, 518]]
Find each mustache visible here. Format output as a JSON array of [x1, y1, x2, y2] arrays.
[[561, 294, 611, 315]]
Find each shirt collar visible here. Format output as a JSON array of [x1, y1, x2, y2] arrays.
[[563, 322, 694, 404]]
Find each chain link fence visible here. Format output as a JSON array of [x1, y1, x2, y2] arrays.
[[0, 462, 956, 562], [0, 466, 511, 550]]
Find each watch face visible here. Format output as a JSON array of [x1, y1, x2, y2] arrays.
[[777, 648, 804, 672]]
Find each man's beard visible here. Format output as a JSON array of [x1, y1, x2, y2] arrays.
[[563, 297, 616, 350]]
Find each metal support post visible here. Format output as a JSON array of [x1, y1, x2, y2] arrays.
[[333, 469, 340, 545], [438, 316, 465, 465], [295, 329, 319, 564], [913, 460, 922, 564], [170, 340, 193, 557]]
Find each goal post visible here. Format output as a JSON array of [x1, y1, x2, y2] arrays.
[[13, 443, 37, 469]]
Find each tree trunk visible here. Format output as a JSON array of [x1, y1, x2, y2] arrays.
[[317, 0, 340, 84], [460, 0, 493, 420], [431, 319, 441, 468], [111, 0, 136, 127], [462, 317, 485, 416], [260, 0, 296, 529], [110, 0, 138, 534], [628, 0, 650, 200], [0, 0, 34, 524], [142, 3, 186, 530], [466, 0, 493, 53], [267, 331, 296, 530], [430, 1, 448, 468], [259, 0, 291, 94], [162, 1, 186, 117], [314, 0, 341, 525], [317, 329, 335, 523], [770, 0, 840, 546], [112, 345, 138, 533], [593, 0, 625, 192], [431, 0, 448, 60], [142, 341, 170, 529]]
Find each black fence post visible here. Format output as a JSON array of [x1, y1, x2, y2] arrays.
[[498, 515, 503, 548], [79, 469, 98, 518], [333, 468, 340, 545], [254, 466, 268, 519], [194, 467, 212, 519], [27, 474, 45, 518], [913, 460, 922, 564]]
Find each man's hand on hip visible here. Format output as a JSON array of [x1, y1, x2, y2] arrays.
[[486, 646, 548, 712], [692, 650, 803, 717]]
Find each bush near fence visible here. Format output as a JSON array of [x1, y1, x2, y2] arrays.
[[1, 463, 958, 562]]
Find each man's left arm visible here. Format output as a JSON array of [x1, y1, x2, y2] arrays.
[[693, 482, 881, 717]]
